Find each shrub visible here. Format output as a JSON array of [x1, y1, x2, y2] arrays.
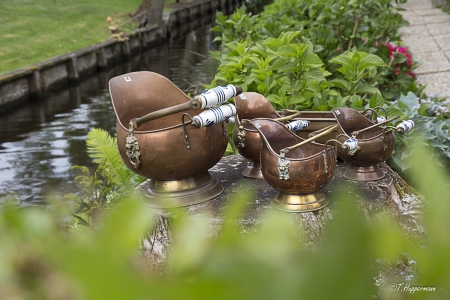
[[210, 0, 450, 172]]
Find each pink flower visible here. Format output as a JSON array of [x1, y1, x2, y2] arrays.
[[386, 43, 396, 53], [406, 71, 416, 78], [361, 38, 367, 43], [397, 46, 408, 53], [405, 53, 412, 66]]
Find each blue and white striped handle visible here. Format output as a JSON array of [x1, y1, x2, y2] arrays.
[[196, 85, 239, 108], [286, 119, 309, 131], [193, 104, 237, 127], [342, 138, 359, 152], [377, 116, 386, 123], [396, 120, 415, 133]]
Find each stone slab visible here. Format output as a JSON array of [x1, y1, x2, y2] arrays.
[[399, 12, 426, 25], [399, 3, 413, 10], [411, 8, 446, 16], [398, 24, 429, 37], [402, 35, 440, 53], [417, 72, 450, 98], [446, 49, 450, 61], [423, 14, 450, 24], [405, 0, 434, 10], [435, 33, 450, 50], [413, 51, 450, 74], [426, 21, 450, 36]]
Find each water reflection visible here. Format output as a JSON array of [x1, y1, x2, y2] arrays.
[[0, 25, 219, 204]]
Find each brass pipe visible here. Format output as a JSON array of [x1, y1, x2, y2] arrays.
[[351, 115, 399, 137], [308, 123, 338, 138], [130, 99, 201, 130], [281, 124, 339, 155], [275, 110, 302, 122]]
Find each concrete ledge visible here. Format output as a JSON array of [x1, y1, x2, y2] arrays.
[[0, 0, 244, 113]]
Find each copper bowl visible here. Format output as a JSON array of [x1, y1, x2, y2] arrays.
[[232, 92, 281, 179], [331, 107, 396, 181], [109, 71, 228, 207], [249, 118, 336, 212]]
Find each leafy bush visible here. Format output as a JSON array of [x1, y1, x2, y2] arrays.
[[210, 0, 450, 171], [211, 30, 387, 111], [387, 92, 450, 173], [211, 0, 421, 102]]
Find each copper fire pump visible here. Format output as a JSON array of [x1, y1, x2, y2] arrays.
[[109, 71, 241, 207]]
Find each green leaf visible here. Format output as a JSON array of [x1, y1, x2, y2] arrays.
[[358, 54, 386, 70], [330, 53, 355, 70], [302, 53, 323, 68], [355, 84, 381, 95], [386, 105, 404, 117], [393, 54, 407, 64], [330, 79, 351, 91], [303, 69, 325, 81], [313, 44, 324, 52], [287, 95, 306, 106], [399, 92, 419, 110], [277, 62, 298, 73], [281, 31, 301, 44], [369, 93, 385, 108]]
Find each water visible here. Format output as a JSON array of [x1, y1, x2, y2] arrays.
[[0, 25, 219, 205]]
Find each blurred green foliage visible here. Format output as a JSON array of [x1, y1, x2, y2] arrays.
[[432, 0, 450, 12], [0, 138, 449, 299], [387, 92, 450, 174]]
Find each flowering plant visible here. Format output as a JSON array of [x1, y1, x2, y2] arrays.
[[373, 42, 420, 101], [384, 43, 416, 77]]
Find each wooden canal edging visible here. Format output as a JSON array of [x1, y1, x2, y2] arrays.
[[0, 0, 244, 113]]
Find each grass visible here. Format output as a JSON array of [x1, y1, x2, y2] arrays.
[[0, 0, 143, 74]]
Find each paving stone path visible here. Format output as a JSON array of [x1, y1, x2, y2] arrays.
[[399, 0, 450, 99]]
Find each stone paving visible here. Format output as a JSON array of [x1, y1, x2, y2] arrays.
[[399, 0, 450, 99]]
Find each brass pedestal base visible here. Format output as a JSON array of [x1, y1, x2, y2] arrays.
[[143, 172, 223, 208], [272, 190, 329, 213], [242, 161, 264, 179], [344, 164, 385, 181]]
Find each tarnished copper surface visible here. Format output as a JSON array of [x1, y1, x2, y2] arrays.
[[109, 71, 228, 205], [232, 92, 280, 179], [332, 108, 396, 181], [250, 118, 336, 212]]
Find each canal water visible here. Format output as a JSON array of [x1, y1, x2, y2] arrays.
[[0, 25, 220, 205]]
